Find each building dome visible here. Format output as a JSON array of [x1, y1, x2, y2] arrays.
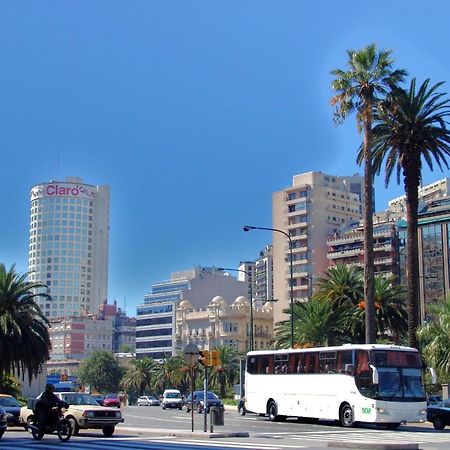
[[263, 301, 274, 310], [211, 296, 226, 305], [233, 296, 249, 307], [178, 300, 193, 309]]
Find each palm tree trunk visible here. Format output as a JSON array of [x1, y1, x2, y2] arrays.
[[404, 167, 421, 349], [363, 112, 376, 344]]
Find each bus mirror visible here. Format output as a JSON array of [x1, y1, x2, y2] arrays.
[[428, 367, 437, 384], [369, 365, 379, 384]]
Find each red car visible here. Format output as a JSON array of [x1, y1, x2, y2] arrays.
[[103, 394, 121, 408]]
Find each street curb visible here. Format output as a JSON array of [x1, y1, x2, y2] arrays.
[[117, 426, 249, 439], [329, 442, 419, 450]]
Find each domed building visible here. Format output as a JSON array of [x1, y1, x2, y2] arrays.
[[175, 294, 274, 352]]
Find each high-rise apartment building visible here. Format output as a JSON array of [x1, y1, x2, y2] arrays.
[[28, 177, 110, 318], [272, 171, 364, 324]]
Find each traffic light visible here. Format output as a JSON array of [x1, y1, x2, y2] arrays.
[[210, 350, 220, 367], [199, 349, 210, 366]]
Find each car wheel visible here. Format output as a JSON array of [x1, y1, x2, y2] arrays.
[[433, 416, 446, 430], [339, 403, 355, 427], [68, 418, 80, 436], [102, 425, 115, 437]]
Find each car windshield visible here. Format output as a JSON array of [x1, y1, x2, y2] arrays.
[[61, 394, 100, 406], [106, 394, 118, 399], [192, 392, 219, 400], [166, 393, 180, 398], [0, 397, 20, 407]]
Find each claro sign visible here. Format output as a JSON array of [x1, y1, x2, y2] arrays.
[[31, 183, 95, 200]]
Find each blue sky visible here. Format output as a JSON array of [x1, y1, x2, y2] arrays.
[[1, 1, 449, 315]]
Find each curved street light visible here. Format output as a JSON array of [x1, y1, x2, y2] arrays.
[[217, 266, 254, 351], [243, 225, 295, 348]]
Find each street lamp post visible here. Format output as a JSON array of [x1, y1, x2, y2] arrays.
[[243, 225, 295, 348], [217, 267, 254, 351]]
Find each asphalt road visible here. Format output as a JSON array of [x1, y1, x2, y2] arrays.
[[1, 405, 449, 450]]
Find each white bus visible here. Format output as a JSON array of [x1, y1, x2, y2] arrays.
[[245, 344, 436, 428]]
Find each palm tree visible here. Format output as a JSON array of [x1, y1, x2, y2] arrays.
[[0, 263, 51, 390], [331, 44, 406, 343], [121, 357, 155, 396], [314, 265, 363, 307], [313, 265, 408, 343], [373, 275, 407, 342], [208, 345, 241, 399], [417, 297, 450, 381], [153, 355, 188, 392], [273, 299, 355, 348], [366, 78, 450, 348]]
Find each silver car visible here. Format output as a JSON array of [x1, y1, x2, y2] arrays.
[[137, 396, 160, 406]]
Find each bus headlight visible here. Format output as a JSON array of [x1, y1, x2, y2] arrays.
[[377, 408, 386, 414], [419, 409, 426, 415]]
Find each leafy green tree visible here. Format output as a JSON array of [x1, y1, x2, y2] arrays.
[[277, 265, 408, 347], [331, 44, 406, 344], [209, 345, 241, 399], [121, 357, 155, 396], [362, 78, 450, 348], [373, 275, 407, 341], [119, 344, 135, 353], [273, 299, 355, 348], [417, 298, 450, 381], [315, 265, 363, 307], [0, 263, 51, 390], [153, 355, 188, 393], [77, 350, 123, 393]]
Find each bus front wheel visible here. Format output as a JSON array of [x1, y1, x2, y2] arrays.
[[339, 404, 355, 427]]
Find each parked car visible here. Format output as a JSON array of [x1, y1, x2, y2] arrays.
[[161, 389, 183, 410], [184, 391, 222, 413], [0, 394, 22, 427], [91, 394, 105, 406], [0, 406, 7, 438], [427, 398, 450, 430], [20, 392, 123, 437], [137, 396, 160, 406], [103, 394, 121, 408]]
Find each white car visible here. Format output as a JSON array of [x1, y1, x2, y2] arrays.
[[161, 389, 183, 410], [137, 396, 160, 406]]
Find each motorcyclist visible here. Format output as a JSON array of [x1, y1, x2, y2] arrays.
[[35, 384, 68, 434]]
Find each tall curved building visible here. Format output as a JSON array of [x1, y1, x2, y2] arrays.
[[28, 177, 109, 319]]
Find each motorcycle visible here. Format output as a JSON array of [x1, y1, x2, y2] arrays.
[[27, 402, 72, 442]]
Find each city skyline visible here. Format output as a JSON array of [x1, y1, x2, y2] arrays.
[[2, 2, 450, 314]]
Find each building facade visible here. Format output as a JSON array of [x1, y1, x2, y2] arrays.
[[28, 177, 110, 318], [397, 196, 450, 321], [175, 296, 274, 353], [48, 314, 114, 361], [272, 171, 364, 323], [327, 220, 399, 279], [253, 245, 274, 306], [136, 267, 247, 360]]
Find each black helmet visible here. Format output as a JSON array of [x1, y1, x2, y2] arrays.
[[45, 383, 55, 392]]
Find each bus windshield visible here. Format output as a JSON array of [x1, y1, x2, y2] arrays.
[[357, 350, 426, 402]]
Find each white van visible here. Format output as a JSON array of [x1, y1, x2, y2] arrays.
[[161, 389, 183, 410]]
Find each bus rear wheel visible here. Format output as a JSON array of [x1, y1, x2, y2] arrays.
[[267, 401, 278, 422], [267, 401, 286, 422], [339, 404, 355, 427]]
